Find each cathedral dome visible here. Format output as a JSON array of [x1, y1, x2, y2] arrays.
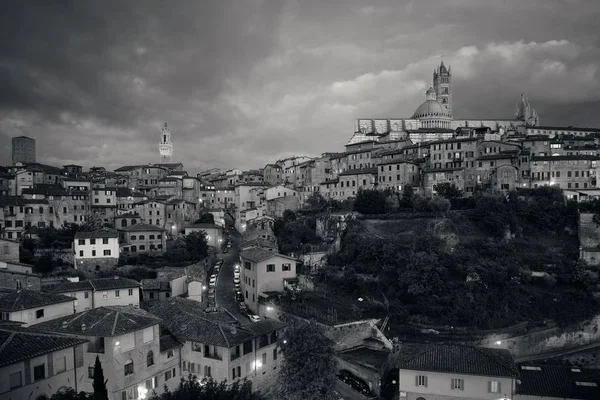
[[412, 99, 449, 119]]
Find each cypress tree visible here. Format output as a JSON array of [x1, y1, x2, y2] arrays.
[[92, 355, 108, 400]]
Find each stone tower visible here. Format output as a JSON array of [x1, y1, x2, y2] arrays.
[[433, 61, 452, 117], [159, 123, 173, 162]]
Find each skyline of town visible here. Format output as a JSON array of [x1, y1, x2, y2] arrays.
[[2, 0, 600, 172]]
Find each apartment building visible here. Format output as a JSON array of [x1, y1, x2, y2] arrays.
[[397, 342, 518, 400], [51, 277, 141, 312], [73, 230, 120, 273], [0, 261, 42, 291], [377, 160, 420, 191], [0, 289, 75, 326], [263, 164, 283, 186], [0, 324, 88, 400], [515, 364, 600, 400], [119, 224, 166, 254], [148, 298, 287, 390], [240, 248, 299, 314], [530, 155, 600, 190], [34, 306, 179, 400]]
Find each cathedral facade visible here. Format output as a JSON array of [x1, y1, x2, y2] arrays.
[[349, 61, 539, 145]]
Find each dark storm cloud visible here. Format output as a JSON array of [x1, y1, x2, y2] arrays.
[[1, 0, 600, 171]]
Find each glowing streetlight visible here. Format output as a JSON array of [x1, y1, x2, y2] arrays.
[[115, 341, 120, 346], [358, 297, 364, 302], [202, 285, 207, 290], [283, 340, 287, 344], [267, 306, 273, 311], [496, 340, 502, 345]]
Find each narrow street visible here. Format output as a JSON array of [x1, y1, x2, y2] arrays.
[[214, 227, 250, 324]]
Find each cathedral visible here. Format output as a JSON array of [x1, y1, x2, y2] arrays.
[[349, 61, 539, 144]]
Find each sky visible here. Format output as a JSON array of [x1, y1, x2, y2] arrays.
[[1, 0, 600, 174]]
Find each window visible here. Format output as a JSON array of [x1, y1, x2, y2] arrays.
[[102, 291, 108, 299], [79, 250, 84, 257], [143, 326, 154, 343], [165, 369, 172, 381], [34, 364, 45, 381], [104, 249, 111, 256], [489, 380, 501, 393], [131, 235, 137, 240], [103, 238, 109, 244], [273, 348, 278, 360], [84, 291, 89, 299], [204, 366, 212, 377], [90, 239, 96, 245], [36, 309, 44, 319], [282, 263, 291, 271], [416, 375, 427, 387], [9, 371, 22, 389], [262, 352, 267, 366], [128, 289, 133, 296], [267, 264, 275, 272], [55, 356, 66, 373], [147, 351, 154, 367], [139, 235, 145, 240], [115, 290, 120, 298], [167, 349, 174, 358], [78, 239, 85, 245], [92, 250, 96, 256], [124, 360, 134, 376], [88, 364, 95, 378], [149, 235, 155, 240], [452, 378, 464, 390]]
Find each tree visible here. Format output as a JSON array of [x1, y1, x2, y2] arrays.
[[434, 182, 463, 199], [277, 320, 338, 400], [47, 388, 92, 400], [34, 254, 56, 275], [399, 185, 414, 208], [184, 231, 209, 261], [305, 193, 328, 211], [92, 355, 108, 400], [194, 213, 215, 224], [353, 188, 389, 214], [149, 376, 265, 400]]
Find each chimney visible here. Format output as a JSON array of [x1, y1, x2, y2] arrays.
[[230, 324, 237, 335], [81, 323, 86, 331], [62, 321, 68, 329]]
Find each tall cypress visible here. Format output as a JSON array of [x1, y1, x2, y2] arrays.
[[92, 355, 109, 400]]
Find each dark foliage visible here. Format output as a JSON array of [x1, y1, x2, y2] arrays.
[[164, 231, 209, 263], [434, 182, 464, 199], [45, 388, 92, 400], [194, 213, 215, 224], [277, 320, 337, 400], [273, 211, 322, 255], [353, 188, 390, 214], [149, 376, 264, 400]]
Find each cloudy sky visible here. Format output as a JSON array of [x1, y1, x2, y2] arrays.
[[1, 0, 600, 173]]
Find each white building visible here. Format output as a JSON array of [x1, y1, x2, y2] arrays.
[[34, 306, 181, 400], [396, 342, 518, 400], [0, 289, 75, 326], [0, 324, 88, 400], [51, 277, 141, 312], [73, 229, 120, 274], [239, 248, 299, 314], [184, 223, 225, 248]]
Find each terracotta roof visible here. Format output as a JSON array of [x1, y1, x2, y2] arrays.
[[338, 346, 389, 371], [397, 342, 518, 378], [51, 277, 140, 293], [119, 223, 165, 232], [240, 248, 295, 263], [516, 364, 600, 400], [532, 155, 600, 161], [0, 325, 88, 367], [74, 229, 119, 239], [0, 290, 74, 312], [33, 306, 160, 337], [339, 167, 378, 176], [148, 298, 285, 347], [160, 334, 182, 352]]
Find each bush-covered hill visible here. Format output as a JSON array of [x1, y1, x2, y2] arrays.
[[316, 187, 600, 330]]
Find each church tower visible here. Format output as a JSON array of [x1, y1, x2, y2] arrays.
[[159, 123, 173, 162], [433, 61, 452, 117]]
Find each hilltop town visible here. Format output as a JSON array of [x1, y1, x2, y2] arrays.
[[3, 62, 600, 400]]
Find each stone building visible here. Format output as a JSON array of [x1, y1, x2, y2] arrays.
[[51, 277, 141, 312], [0, 289, 75, 326], [73, 229, 120, 273], [119, 223, 166, 254]]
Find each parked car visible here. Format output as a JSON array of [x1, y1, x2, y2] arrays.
[[337, 370, 372, 396], [233, 277, 240, 285], [248, 314, 261, 322], [234, 271, 240, 279], [227, 242, 232, 248], [223, 248, 229, 253], [209, 274, 217, 286]]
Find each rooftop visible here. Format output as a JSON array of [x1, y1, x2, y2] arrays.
[[397, 342, 518, 378], [0, 325, 88, 368], [51, 277, 141, 293], [74, 229, 119, 239], [0, 289, 74, 312], [339, 167, 378, 176], [148, 298, 287, 347], [517, 364, 600, 400], [33, 306, 160, 337], [240, 248, 296, 263]]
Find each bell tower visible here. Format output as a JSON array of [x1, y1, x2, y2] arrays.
[[433, 60, 452, 117], [159, 123, 173, 162]]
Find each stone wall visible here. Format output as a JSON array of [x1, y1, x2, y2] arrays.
[[77, 257, 119, 275], [35, 248, 74, 264]]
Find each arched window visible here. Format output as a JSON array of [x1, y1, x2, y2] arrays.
[[121, 219, 127, 228], [139, 245, 146, 250], [131, 245, 137, 252], [147, 351, 154, 367], [156, 219, 160, 225], [149, 235, 155, 240], [131, 219, 137, 225], [131, 235, 137, 240], [139, 235, 145, 240], [150, 244, 156, 250]]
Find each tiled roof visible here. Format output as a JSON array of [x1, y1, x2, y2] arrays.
[[119, 223, 165, 232], [51, 277, 140, 293], [240, 248, 294, 263], [0, 290, 74, 312], [397, 342, 518, 378], [338, 346, 389, 371], [33, 306, 160, 337], [160, 334, 183, 352], [516, 364, 600, 400], [75, 229, 119, 239], [0, 325, 88, 368], [531, 125, 600, 132], [141, 279, 166, 290], [148, 298, 285, 347], [532, 155, 600, 161]]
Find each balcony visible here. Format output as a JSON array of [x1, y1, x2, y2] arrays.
[[204, 352, 223, 361]]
